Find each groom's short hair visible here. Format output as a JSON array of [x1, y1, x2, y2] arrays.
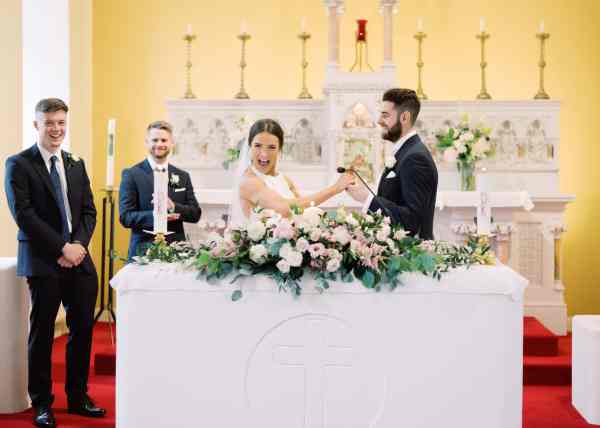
[[382, 88, 420, 125]]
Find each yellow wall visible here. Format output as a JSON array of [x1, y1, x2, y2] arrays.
[[91, 0, 600, 315], [0, 0, 22, 256]]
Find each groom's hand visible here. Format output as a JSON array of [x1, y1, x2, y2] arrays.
[[346, 182, 369, 203]]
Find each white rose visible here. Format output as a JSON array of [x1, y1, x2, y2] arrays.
[[247, 221, 266, 241], [276, 259, 290, 273], [443, 147, 459, 163], [249, 244, 268, 264], [326, 258, 341, 273], [332, 226, 351, 246], [303, 206, 323, 227], [309, 228, 322, 241], [453, 140, 467, 154], [461, 131, 474, 142], [279, 243, 293, 260], [286, 250, 303, 267], [385, 155, 396, 169]]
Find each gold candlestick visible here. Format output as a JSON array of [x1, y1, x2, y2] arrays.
[[534, 32, 551, 99], [298, 32, 312, 99], [414, 31, 428, 100], [476, 31, 492, 100], [235, 32, 251, 99], [183, 33, 197, 99]]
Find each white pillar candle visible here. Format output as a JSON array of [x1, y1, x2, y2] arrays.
[[480, 17, 486, 33], [240, 20, 248, 35], [186, 23, 192, 36], [106, 119, 116, 188], [417, 18, 423, 32], [478, 167, 489, 192], [539, 20, 545, 33], [153, 167, 169, 234], [301, 17, 307, 33]]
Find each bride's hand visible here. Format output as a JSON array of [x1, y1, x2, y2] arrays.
[[334, 173, 356, 193]]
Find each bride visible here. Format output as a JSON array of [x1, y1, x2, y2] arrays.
[[229, 118, 355, 226]]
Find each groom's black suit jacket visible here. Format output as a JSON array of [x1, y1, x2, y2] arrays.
[[4, 144, 97, 276], [368, 134, 438, 240], [119, 160, 201, 259]]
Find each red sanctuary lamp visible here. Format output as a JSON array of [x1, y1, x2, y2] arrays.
[[350, 19, 373, 72]]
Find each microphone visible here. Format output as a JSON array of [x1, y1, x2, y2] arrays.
[[337, 166, 394, 221]]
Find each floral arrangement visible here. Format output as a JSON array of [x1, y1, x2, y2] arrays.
[[133, 207, 495, 301], [222, 115, 251, 170], [436, 115, 494, 190]]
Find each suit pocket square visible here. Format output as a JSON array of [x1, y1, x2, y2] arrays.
[[174, 187, 186, 192], [385, 171, 397, 179]]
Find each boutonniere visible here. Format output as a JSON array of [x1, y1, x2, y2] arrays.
[[384, 155, 396, 169], [65, 152, 80, 168], [170, 174, 180, 186]]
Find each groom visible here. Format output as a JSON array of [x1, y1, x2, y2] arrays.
[[119, 120, 201, 259], [346, 88, 438, 240]]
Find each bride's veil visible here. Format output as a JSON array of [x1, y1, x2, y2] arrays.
[[228, 141, 251, 228]]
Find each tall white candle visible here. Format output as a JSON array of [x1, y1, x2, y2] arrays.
[[240, 20, 248, 35], [153, 167, 169, 234], [477, 168, 491, 235], [301, 17, 307, 33], [539, 20, 545, 33], [478, 167, 489, 192], [480, 17, 486, 33], [106, 119, 116, 188], [417, 18, 423, 32], [186, 23, 193, 36]]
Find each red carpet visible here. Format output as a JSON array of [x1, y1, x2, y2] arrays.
[[1, 319, 597, 428]]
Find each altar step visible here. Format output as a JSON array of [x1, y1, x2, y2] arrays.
[[523, 317, 571, 386]]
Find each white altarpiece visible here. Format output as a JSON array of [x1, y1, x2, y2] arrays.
[[164, 1, 573, 334]]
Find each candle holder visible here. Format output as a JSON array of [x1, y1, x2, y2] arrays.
[[476, 31, 492, 100], [235, 32, 251, 99], [350, 19, 373, 72], [414, 31, 428, 100], [182, 33, 197, 99], [298, 32, 312, 99], [94, 188, 117, 324], [534, 32, 551, 99]]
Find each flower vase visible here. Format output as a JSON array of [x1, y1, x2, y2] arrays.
[[458, 161, 476, 191]]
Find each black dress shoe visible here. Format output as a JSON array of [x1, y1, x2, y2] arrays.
[[67, 394, 106, 418], [33, 405, 56, 428]]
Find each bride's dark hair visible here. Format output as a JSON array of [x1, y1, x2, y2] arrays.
[[248, 119, 284, 150]]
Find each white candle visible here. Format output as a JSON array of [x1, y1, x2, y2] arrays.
[[186, 23, 192, 36], [106, 119, 116, 188], [480, 17, 486, 33], [301, 17, 307, 33], [478, 167, 489, 192], [539, 20, 545, 33], [477, 168, 491, 235], [240, 20, 248, 35], [417, 18, 423, 32], [153, 167, 169, 234]]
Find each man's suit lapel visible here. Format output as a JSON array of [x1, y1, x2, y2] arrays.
[[29, 145, 61, 208], [376, 134, 420, 195], [62, 151, 77, 208]]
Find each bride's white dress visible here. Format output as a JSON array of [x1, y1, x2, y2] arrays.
[[229, 165, 294, 227]]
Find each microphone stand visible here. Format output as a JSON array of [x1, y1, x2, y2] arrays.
[[338, 167, 395, 221]]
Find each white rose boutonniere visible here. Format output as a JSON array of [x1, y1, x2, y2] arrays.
[[385, 155, 396, 169], [170, 174, 180, 185]]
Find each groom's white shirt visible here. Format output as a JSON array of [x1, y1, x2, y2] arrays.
[[147, 156, 169, 172], [362, 129, 417, 213]]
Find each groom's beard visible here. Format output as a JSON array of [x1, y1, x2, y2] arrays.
[[382, 120, 403, 143]]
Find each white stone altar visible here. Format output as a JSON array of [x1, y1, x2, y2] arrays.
[[164, 0, 573, 334], [111, 263, 526, 428]]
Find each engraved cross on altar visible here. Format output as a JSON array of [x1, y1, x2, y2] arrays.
[[273, 319, 354, 428]]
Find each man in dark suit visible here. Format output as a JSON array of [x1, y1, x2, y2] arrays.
[[347, 88, 438, 240], [4, 98, 106, 428], [119, 120, 201, 259]]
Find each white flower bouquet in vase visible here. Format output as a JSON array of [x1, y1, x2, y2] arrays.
[[436, 116, 494, 191]]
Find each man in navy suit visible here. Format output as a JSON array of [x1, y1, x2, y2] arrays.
[[119, 120, 201, 259], [346, 88, 438, 240], [5, 98, 106, 428]]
